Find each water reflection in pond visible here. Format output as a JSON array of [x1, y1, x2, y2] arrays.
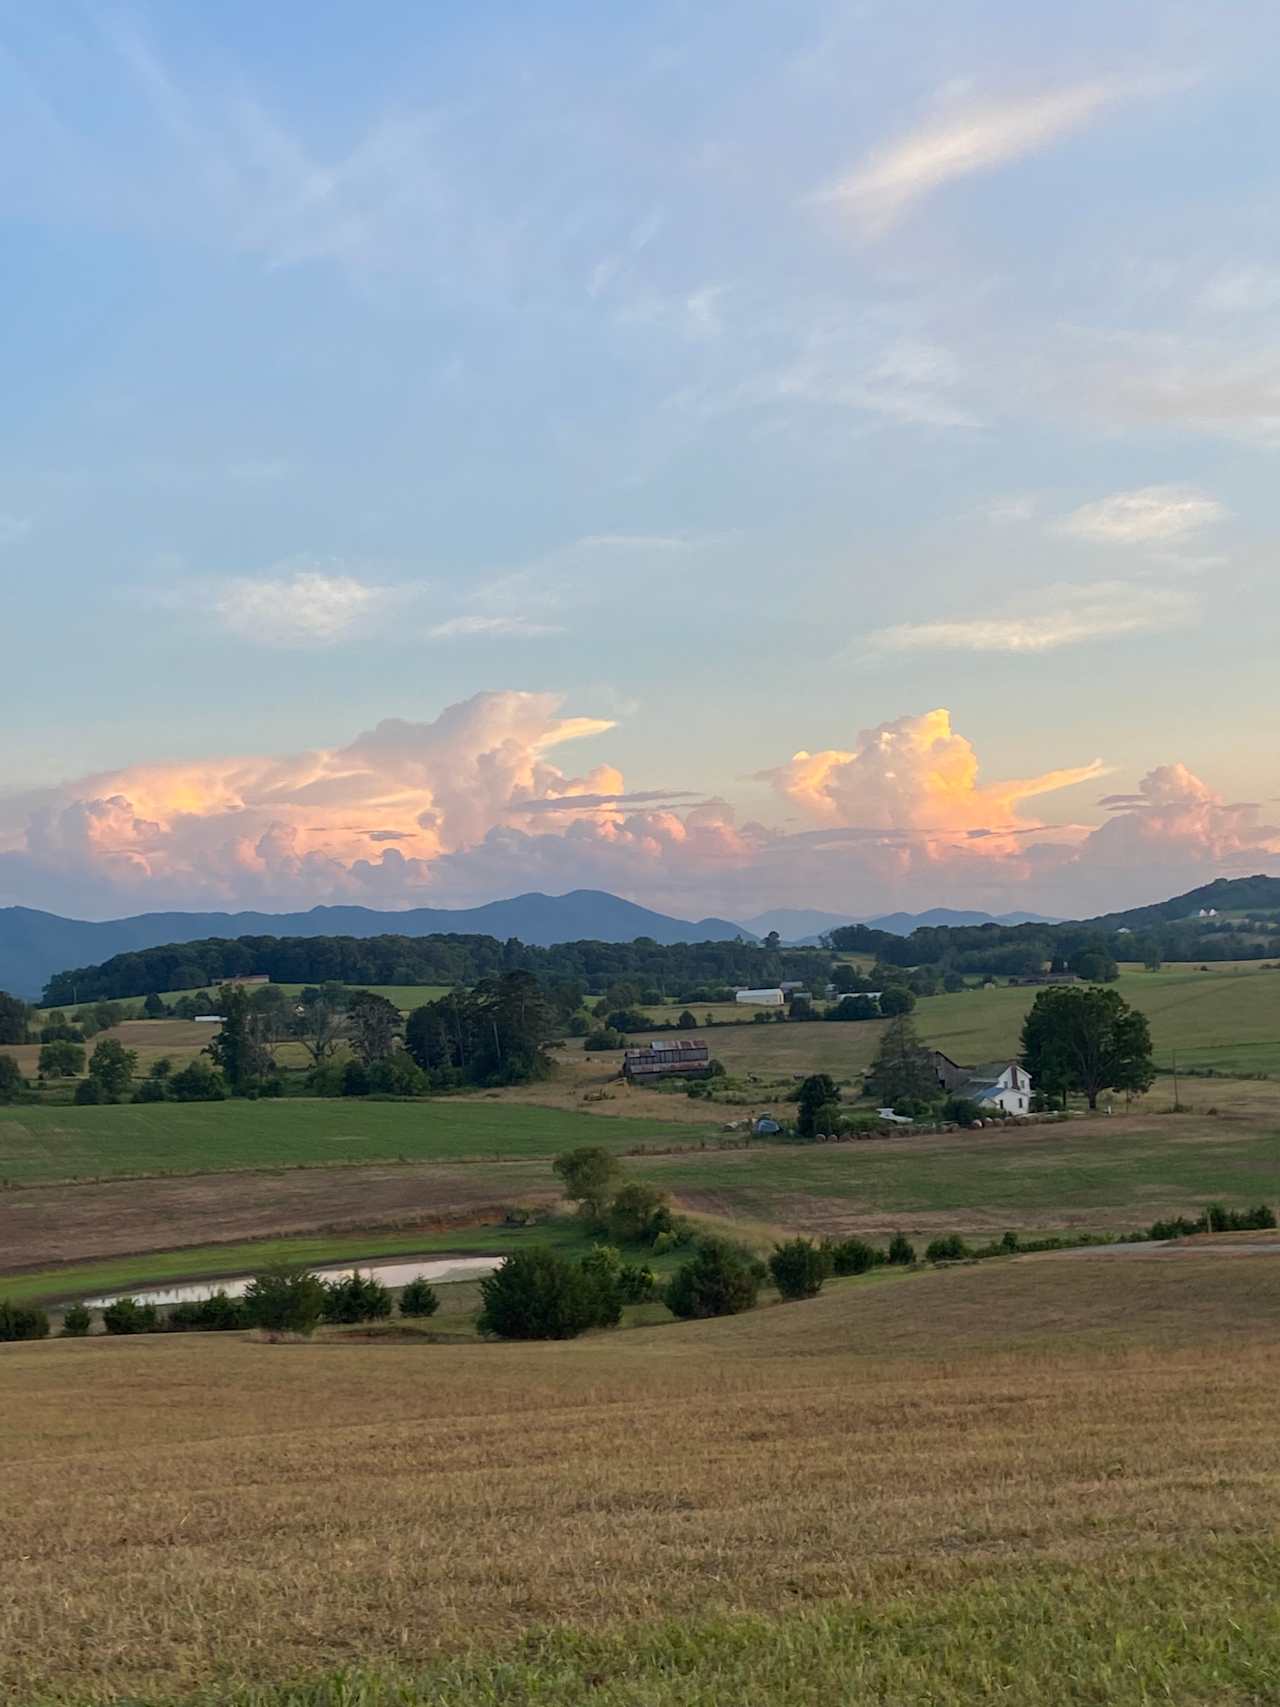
[[86, 1255, 498, 1309]]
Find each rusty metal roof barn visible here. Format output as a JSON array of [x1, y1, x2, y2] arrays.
[[622, 1038, 711, 1079]]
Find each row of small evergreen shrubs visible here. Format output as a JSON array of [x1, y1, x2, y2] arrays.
[[1147, 1202, 1276, 1240], [19, 1267, 448, 1340]]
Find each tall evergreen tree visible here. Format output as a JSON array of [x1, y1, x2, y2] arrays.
[[866, 1015, 937, 1107]]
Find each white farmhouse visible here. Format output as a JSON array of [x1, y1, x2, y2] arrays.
[[962, 1062, 1033, 1115]]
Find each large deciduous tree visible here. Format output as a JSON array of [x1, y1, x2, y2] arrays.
[[86, 1038, 138, 1099], [346, 991, 402, 1065], [1020, 985, 1154, 1110], [206, 985, 274, 1092], [553, 1145, 622, 1222]]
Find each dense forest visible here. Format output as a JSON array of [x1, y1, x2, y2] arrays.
[[831, 875, 1280, 975], [42, 933, 834, 1005], [38, 875, 1280, 1004]]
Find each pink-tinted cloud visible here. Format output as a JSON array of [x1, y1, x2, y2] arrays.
[[1, 695, 1276, 921]]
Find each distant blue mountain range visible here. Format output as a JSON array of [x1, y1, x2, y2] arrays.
[[0, 890, 756, 999]]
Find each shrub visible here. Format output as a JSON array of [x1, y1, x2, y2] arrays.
[[795, 1074, 841, 1138], [0, 1299, 49, 1341], [60, 1301, 93, 1337], [580, 1242, 622, 1283], [169, 1060, 227, 1102], [664, 1238, 764, 1320], [925, 1234, 970, 1263], [399, 1276, 440, 1318], [768, 1238, 832, 1300], [132, 1077, 169, 1103], [584, 1028, 626, 1052], [605, 1008, 651, 1034], [102, 1296, 161, 1335], [829, 1236, 880, 1275], [607, 1182, 674, 1246], [38, 1039, 85, 1079], [942, 1095, 983, 1125], [367, 1055, 430, 1096], [553, 1146, 622, 1222], [477, 1248, 616, 1340], [0, 1054, 25, 1102], [73, 1075, 104, 1105], [887, 1231, 916, 1266], [167, 1290, 248, 1332], [342, 1060, 372, 1097], [1148, 1214, 1203, 1240], [322, 1271, 393, 1324], [617, 1261, 658, 1304], [242, 1265, 328, 1336]]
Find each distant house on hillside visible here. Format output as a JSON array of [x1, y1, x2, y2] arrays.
[[931, 1050, 1033, 1115], [623, 1039, 711, 1082]]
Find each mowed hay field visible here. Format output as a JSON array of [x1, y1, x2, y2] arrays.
[[5, 1256, 1280, 1704], [638, 1099, 1280, 1238]]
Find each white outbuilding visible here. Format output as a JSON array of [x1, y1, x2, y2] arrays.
[[735, 987, 785, 1007]]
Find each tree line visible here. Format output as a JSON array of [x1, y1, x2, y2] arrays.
[[41, 932, 834, 1007]]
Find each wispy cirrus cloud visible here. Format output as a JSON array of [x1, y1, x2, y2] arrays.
[[1056, 484, 1227, 546], [212, 569, 401, 647], [427, 614, 564, 640], [811, 76, 1185, 237], [866, 580, 1196, 656]]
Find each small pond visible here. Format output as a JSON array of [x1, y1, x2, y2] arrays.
[[85, 1255, 499, 1309]]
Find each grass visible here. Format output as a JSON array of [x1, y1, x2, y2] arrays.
[[4, 1254, 1280, 1702], [638, 1104, 1280, 1236], [113, 1549, 1280, 1706], [0, 1218, 596, 1307], [614, 962, 1280, 1082], [0, 1098, 709, 1187]]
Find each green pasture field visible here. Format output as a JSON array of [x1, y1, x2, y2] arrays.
[[635, 1106, 1280, 1236], [0, 1098, 709, 1188], [621, 963, 1280, 1081]]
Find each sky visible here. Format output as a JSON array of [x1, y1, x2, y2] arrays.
[[1, 0, 1278, 924]]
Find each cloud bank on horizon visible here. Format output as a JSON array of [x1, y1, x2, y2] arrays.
[[2, 693, 1275, 924]]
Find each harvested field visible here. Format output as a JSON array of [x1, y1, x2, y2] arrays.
[[0, 1158, 556, 1273], [4, 1255, 1280, 1703]]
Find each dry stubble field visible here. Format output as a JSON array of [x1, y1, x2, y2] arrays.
[[5, 1254, 1280, 1704]]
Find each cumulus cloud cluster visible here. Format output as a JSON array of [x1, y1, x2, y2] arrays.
[[2, 696, 1277, 921]]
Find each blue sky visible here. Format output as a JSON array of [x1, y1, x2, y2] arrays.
[[2, 0, 1278, 921]]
